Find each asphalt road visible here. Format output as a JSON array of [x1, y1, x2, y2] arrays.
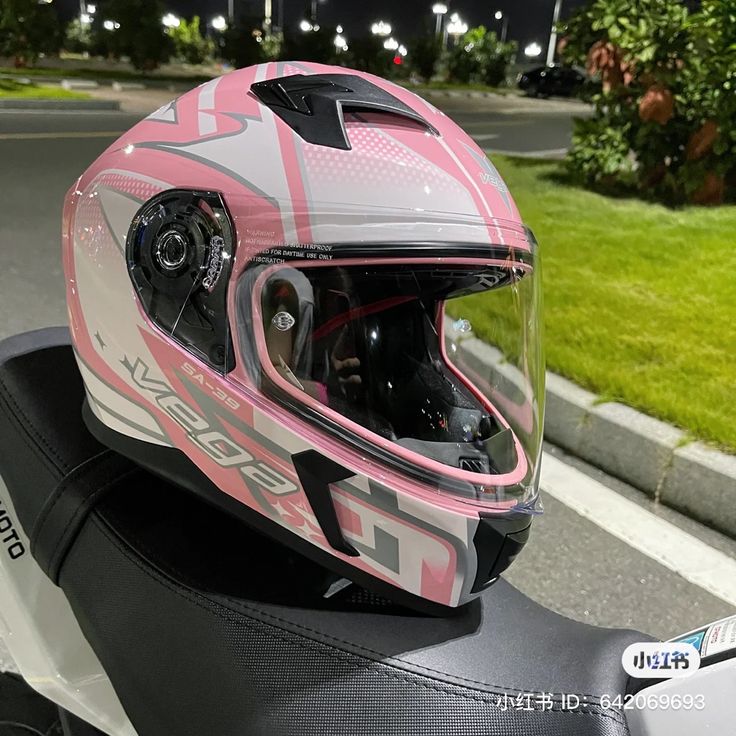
[[427, 92, 588, 157], [0, 102, 734, 677]]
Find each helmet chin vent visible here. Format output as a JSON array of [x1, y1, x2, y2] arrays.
[[459, 457, 488, 474]]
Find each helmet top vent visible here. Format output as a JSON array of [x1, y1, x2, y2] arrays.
[[251, 73, 438, 150]]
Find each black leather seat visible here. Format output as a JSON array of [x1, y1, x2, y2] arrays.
[[0, 328, 650, 736]]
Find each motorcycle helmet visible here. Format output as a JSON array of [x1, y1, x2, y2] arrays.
[[63, 62, 544, 613]]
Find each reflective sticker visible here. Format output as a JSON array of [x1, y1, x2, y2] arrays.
[[673, 630, 707, 652], [671, 615, 736, 658]]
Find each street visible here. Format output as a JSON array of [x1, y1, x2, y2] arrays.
[[428, 91, 587, 158], [0, 95, 734, 676]]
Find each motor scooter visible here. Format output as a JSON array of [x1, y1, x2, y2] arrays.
[[0, 328, 734, 736]]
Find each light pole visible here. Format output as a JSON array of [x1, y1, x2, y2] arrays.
[[334, 32, 348, 52], [494, 10, 509, 44], [546, 0, 563, 66], [446, 12, 468, 45], [228, 0, 234, 24], [432, 4, 447, 38]]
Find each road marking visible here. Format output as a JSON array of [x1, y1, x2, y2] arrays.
[[541, 452, 736, 608], [485, 147, 568, 159], [0, 131, 124, 141], [0, 109, 123, 116], [472, 133, 500, 141]]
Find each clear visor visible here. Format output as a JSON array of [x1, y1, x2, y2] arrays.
[[241, 251, 543, 508]]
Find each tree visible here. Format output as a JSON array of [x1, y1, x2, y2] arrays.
[[64, 18, 92, 56], [447, 26, 517, 87], [221, 15, 269, 68], [280, 26, 337, 66], [169, 16, 214, 66], [343, 35, 392, 76], [94, 0, 172, 71], [0, 0, 61, 66], [410, 35, 442, 82], [562, 0, 736, 204]]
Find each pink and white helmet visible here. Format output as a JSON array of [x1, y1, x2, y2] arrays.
[[63, 62, 544, 613]]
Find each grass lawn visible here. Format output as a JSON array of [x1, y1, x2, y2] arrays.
[[0, 79, 90, 99], [451, 156, 736, 453]]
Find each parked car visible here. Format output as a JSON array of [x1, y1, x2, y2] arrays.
[[517, 65, 586, 98]]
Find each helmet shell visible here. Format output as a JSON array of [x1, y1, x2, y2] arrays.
[[63, 62, 539, 611]]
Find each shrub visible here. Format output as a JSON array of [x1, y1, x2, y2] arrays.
[[0, 0, 61, 66], [560, 0, 736, 204], [169, 16, 214, 66], [446, 26, 517, 88]]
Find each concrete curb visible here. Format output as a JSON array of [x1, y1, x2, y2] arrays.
[[449, 326, 736, 538], [0, 98, 120, 111]]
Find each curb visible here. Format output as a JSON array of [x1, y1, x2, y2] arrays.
[[449, 326, 736, 539], [0, 98, 120, 111]]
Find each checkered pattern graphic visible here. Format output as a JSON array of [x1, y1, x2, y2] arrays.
[[301, 118, 466, 198], [74, 173, 162, 264]]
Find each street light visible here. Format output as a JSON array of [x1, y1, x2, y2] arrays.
[[162, 13, 181, 29], [398, 44, 407, 57], [524, 41, 542, 58], [299, 19, 313, 32], [546, 0, 563, 66], [211, 15, 227, 32], [80, 12, 91, 24], [446, 13, 468, 39], [432, 3, 448, 37], [103, 19, 120, 30], [383, 37, 399, 51], [371, 20, 391, 37], [334, 33, 348, 52], [494, 10, 509, 43], [86, 3, 96, 13]]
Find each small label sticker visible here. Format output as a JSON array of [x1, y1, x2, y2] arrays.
[[622, 642, 700, 679], [702, 616, 736, 657], [272, 312, 295, 331], [670, 614, 736, 659]]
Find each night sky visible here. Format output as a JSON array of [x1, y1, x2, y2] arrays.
[[55, 0, 590, 52]]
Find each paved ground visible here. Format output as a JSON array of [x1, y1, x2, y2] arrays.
[[426, 91, 589, 158], [0, 97, 733, 672]]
